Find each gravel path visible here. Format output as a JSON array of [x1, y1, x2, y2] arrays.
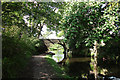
[[20, 54, 58, 79]]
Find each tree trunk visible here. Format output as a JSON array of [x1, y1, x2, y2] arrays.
[[47, 39, 68, 65], [94, 41, 98, 80], [18, 31, 22, 40], [58, 41, 67, 59], [37, 23, 43, 38], [63, 43, 67, 59], [57, 41, 68, 65]]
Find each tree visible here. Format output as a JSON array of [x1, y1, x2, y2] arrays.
[[2, 2, 66, 38], [2, 2, 67, 78], [61, 2, 120, 79], [21, 2, 66, 38]]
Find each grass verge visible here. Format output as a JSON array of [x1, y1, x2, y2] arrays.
[[45, 55, 73, 79]]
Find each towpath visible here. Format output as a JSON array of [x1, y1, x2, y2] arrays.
[[20, 54, 58, 79]]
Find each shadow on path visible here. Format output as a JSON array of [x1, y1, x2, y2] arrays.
[[20, 54, 57, 79]]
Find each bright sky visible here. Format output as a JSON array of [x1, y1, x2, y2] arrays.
[[23, 5, 64, 39], [40, 25, 64, 39]]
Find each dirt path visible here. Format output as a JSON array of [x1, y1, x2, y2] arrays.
[[20, 54, 58, 79]]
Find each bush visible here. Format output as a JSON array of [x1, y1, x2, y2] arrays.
[[2, 26, 37, 78], [2, 35, 33, 78]]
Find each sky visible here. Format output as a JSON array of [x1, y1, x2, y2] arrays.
[[23, 15, 64, 39], [40, 25, 64, 39], [23, 5, 64, 39]]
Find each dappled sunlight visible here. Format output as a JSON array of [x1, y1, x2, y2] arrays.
[[2, 1, 120, 79], [33, 71, 52, 79], [32, 55, 46, 58], [19, 55, 57, 79]]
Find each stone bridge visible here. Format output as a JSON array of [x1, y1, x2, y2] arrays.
[[42, 39, 63, 48], [38, 39, 63, 54]]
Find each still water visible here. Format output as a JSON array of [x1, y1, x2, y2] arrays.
[[61, 57, 120, 80]]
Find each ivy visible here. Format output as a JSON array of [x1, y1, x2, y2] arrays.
[[62, 2, 120, 50]]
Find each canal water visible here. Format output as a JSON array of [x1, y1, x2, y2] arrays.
[[51, 51, 120, 79], [54, 56, 120, 80], [65, 57, 120, 80]]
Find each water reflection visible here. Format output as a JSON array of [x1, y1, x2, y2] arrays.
[[52, 53, 120, 79], [98, 59, 120, 78], [51, 50, 64, 62], [62, 57, 120, 80], [68, 62, 90, 78]]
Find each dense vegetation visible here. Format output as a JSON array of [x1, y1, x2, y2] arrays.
[[62, 2, 120, 57], [61, 2, 120, 79], [2, 1, 120, 79], [2, 2, 65, 78]]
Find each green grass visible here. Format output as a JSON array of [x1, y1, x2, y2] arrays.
[[45, 55, 73, 79]]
